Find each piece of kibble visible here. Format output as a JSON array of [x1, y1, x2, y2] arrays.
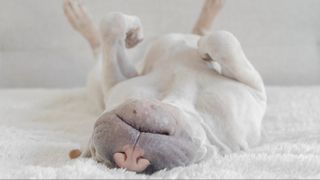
[[69, 149, 82, 159]]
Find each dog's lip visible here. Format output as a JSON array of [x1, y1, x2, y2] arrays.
[[115, 113, 170, 136]]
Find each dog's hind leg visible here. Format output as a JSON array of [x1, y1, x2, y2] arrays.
[[198, 31, 266, 99], [63, 0, 101, 58], [193, 0, 224, 36]]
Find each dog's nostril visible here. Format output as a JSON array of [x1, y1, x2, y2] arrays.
[[133, 109, 137, 114], [120, 151, 127, 160], [113, 145, 150, 172]]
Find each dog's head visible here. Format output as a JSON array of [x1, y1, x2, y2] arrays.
[[70, 98, 208, 174]]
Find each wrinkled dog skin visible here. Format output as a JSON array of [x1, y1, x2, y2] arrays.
[[64, 0, 267, 174], [88, 100, 201, 173]]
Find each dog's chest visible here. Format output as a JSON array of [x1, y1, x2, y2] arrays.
[[104, 34, 252, 112], [104, 58, 239, 113]]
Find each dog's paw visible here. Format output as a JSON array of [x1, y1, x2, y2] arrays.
[[63, 0, 94, 33], [197, 37, 214, 62], [198, 31, 241, 65], [63, 0, 100, 49], [100, 12, 144, 48], [125, 21, 144, 48]]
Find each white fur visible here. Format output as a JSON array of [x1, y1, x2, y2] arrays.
[[86, 13, 267, 155]]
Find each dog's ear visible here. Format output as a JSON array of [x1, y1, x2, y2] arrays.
[[69, 138, 94, 159], [68, 146, 93, 159]]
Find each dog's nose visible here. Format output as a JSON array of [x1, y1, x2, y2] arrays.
[[113, 145, 150, 172]]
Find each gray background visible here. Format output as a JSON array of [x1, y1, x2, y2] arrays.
[[0, 0, 319, 88]]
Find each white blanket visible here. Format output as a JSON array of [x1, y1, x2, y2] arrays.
[[0, 87, 320, 179]]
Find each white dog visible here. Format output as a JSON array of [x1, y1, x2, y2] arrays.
[[64, 0, 267, 174]]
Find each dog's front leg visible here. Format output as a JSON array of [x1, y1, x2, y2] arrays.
[[63, 0, 101, 58], [99, 13, 144, 94]]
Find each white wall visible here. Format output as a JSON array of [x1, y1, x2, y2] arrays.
[[0, 0, 319, 88]]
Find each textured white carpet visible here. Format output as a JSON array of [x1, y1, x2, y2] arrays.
[[0, 86, 320, 179]]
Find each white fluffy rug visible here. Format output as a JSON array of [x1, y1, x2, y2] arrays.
[[0, 86, 320, 179]]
